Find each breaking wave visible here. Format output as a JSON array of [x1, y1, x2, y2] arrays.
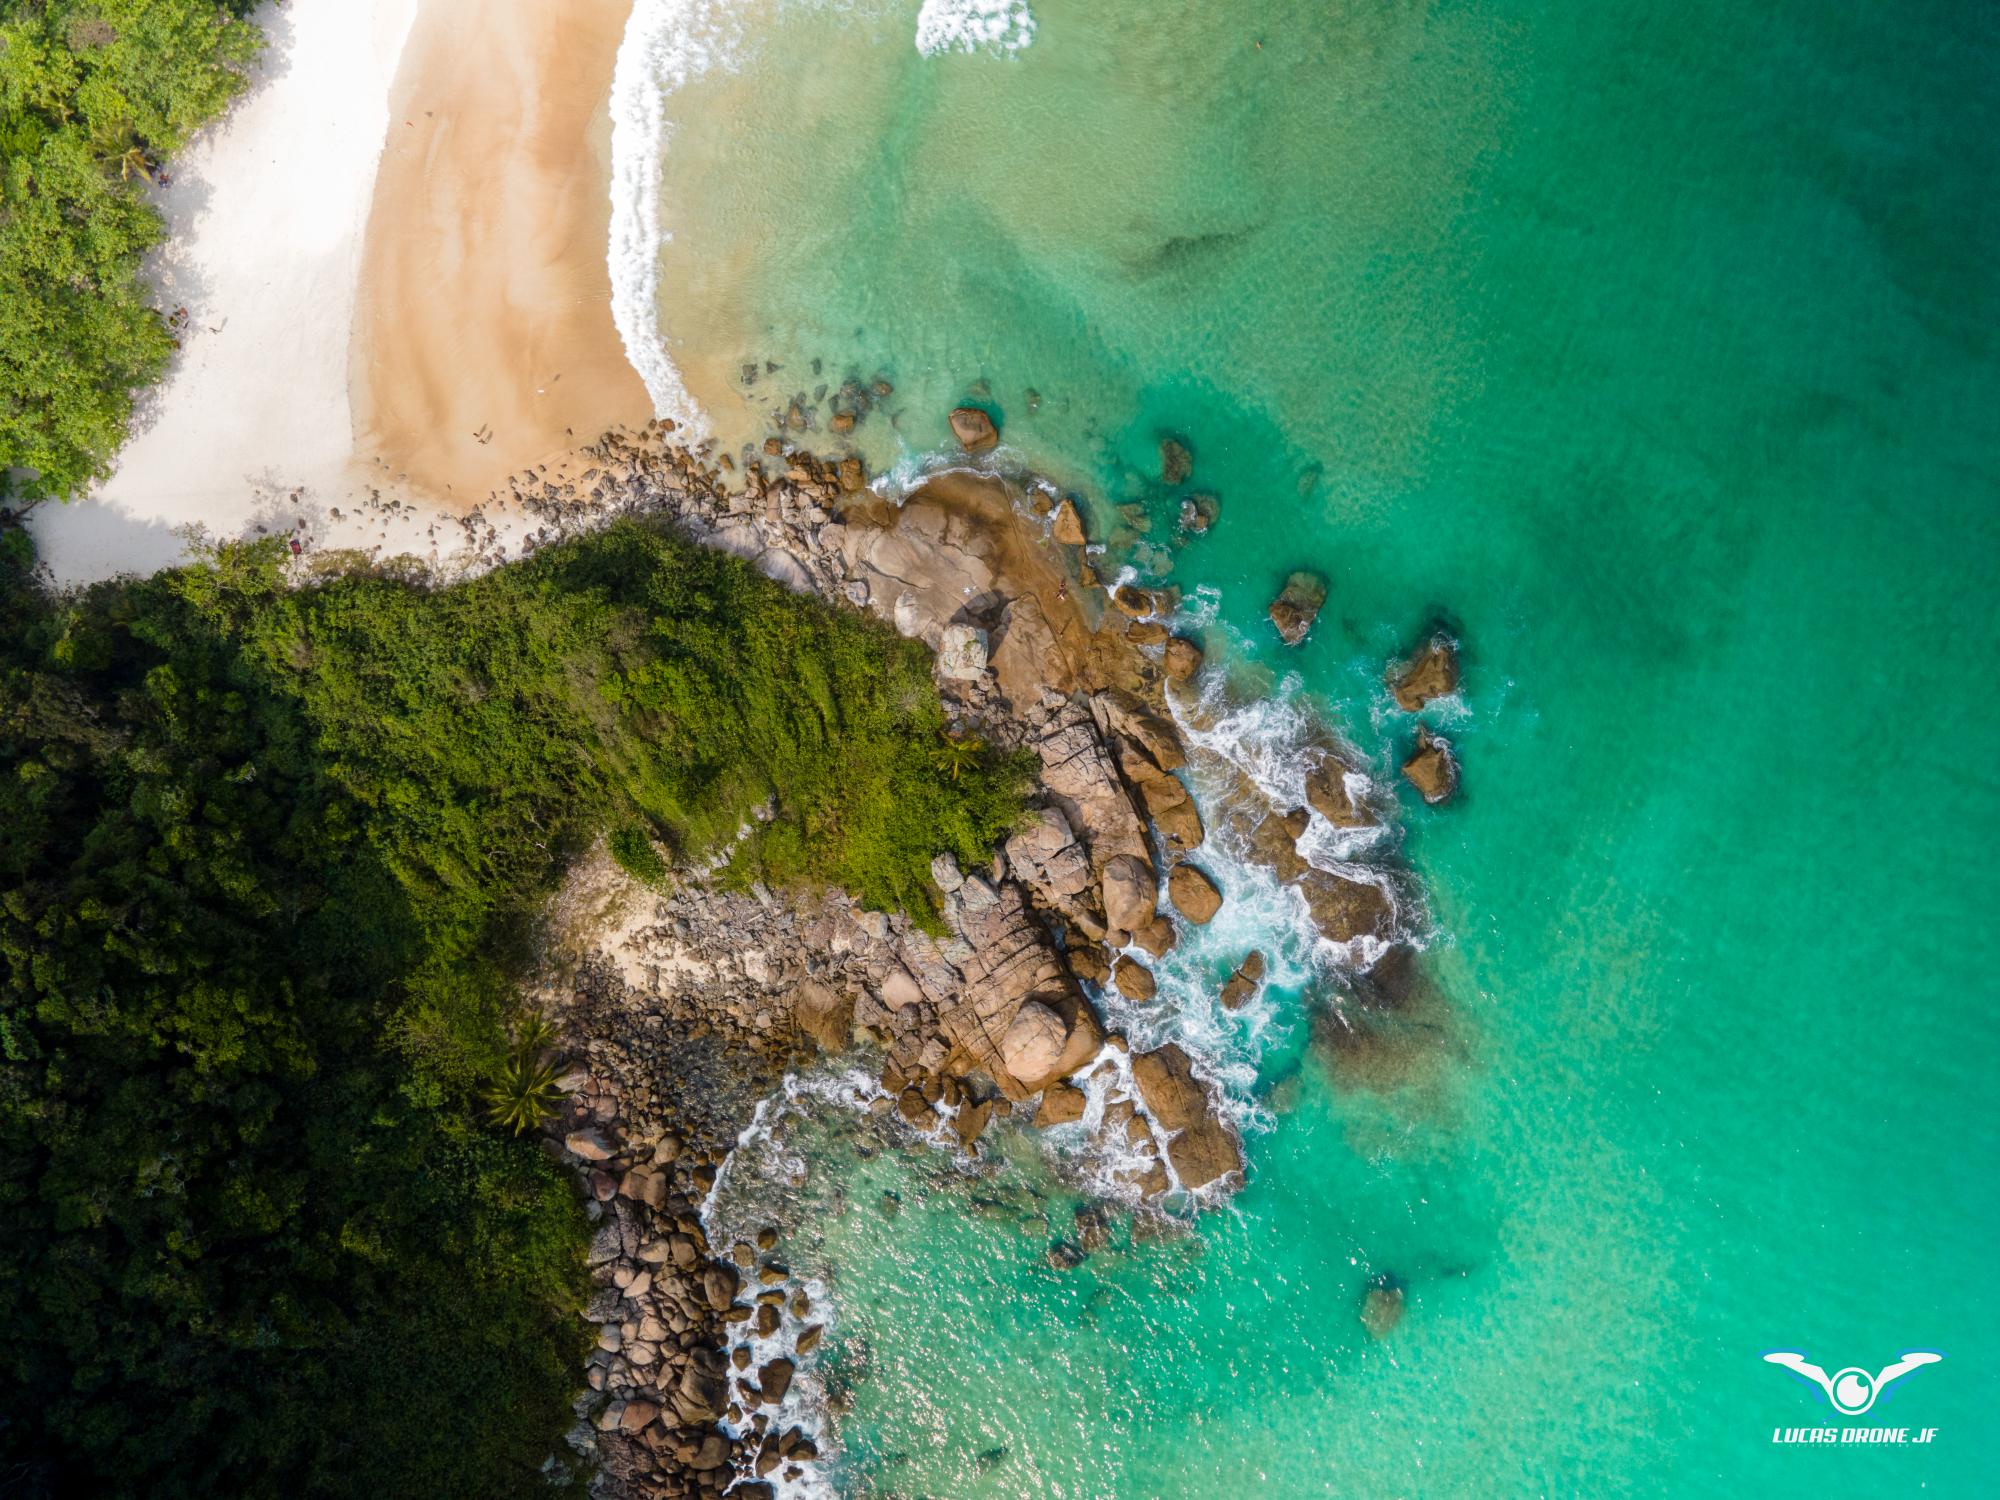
[[607, 0, 754, 439], [914, 0, 1037, 56]]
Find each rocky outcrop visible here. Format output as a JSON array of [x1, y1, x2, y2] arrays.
[[1401, 727, 1458, 805], [1050, 497, 1087, 546], [1163, 637, 1204, 682], [1268, 570, 1327, 645], [1388, 634, 1458, 711], [949, 406, 998, 452], [1100, 854, 1158, 935], [1360, 1278, 1406, 1338], [1304, 754, 1372, 829], [1219, 950, 1265, 1010], [1130, 1044, 1243, 1191], [1167, 863, 1222, 923]]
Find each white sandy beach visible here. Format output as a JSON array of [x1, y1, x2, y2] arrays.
[[27, 0, 649, 587]]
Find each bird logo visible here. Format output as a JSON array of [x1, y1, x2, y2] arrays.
[[1763, 1351, 1943, 1415]]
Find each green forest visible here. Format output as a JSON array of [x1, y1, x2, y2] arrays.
[[0, 518, 1024, 1497], [2, 0, 263, 504]]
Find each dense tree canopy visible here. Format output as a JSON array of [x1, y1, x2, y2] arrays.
[[0, 519, 1024, 1496], [1, 1, 262, 502]]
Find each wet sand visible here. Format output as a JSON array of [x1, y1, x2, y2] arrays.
[[350, 0, 650, 507]]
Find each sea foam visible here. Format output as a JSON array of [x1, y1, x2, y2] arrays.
[[607, 0, 752, 439], [914, 0, 1036, 56]]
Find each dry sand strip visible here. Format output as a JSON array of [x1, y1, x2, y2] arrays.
[[350, 0, 651, 508]]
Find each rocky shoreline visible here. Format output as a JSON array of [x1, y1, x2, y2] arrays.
[[381, 416, 1459, 1497]]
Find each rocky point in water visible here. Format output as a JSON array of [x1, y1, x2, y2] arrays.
[[1401, 726, 1459, 804], [472, 409, 1446, 1499], [1268, 570, 1328, 645], [1388, 632, 1460, 711]]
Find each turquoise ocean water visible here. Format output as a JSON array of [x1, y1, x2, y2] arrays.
[[620, 0, 2000, 1492]]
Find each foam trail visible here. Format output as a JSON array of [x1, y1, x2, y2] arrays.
[[915, 0, 1037, 56], [608, 0, 753, 439]]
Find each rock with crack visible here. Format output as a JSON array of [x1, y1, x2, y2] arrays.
[[950, 406, 999, 452], [1130, 1043, 1243, 1191], [1005, 806, 1095, 911], [1051, 497, 1087, 545], [943, 880, 1103, 1096], [1032, 705, 1150, 868], [989, 594, 1060, 710], [1304, 753, 1373, 829], [1219, 950, 1265, 1010]]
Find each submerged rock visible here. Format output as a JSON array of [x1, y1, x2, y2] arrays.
[[949, 406, 999, 452], [1401, 727, 1458, 805], [1388, 633, 1459, 711], [1360, 1279, 1406, 1339], [1268, 570, 1327, 645], [1159, 435, 1193, 485], [1178, 492, 1220, 534]]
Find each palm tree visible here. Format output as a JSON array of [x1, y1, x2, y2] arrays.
[[481, 1014, 569, 1135], [931, 730, 986, 784]]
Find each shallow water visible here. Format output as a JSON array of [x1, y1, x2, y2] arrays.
[[626, 0, 2000, 1492]]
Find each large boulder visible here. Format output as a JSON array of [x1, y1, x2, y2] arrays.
[[1100, 854, 1158, 933], [949, 406, 998, 452], [1167, 863, 1222, 923], [999, 1001, 1069, 1089], [1034, 1082, 1087, 1127], [1051, 497, 1087, 545], [1388, 634, 1459, 711], [755, 548, 814, 593], [936, 623, 990, 681], [793, 979, 853, 1053], [1131, 1043, 1206, 1132], [1112, 956, 1158, 1002], [1163, 637, 1204, 683], [989, 594, 1061, 709], [1168, 1118, 1244, 1191], [1268, 571, 1327, 646], [1401, 727, 1458, 805], [1134, 771, 1204, 852], [1005, 806, 1093, 906]]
